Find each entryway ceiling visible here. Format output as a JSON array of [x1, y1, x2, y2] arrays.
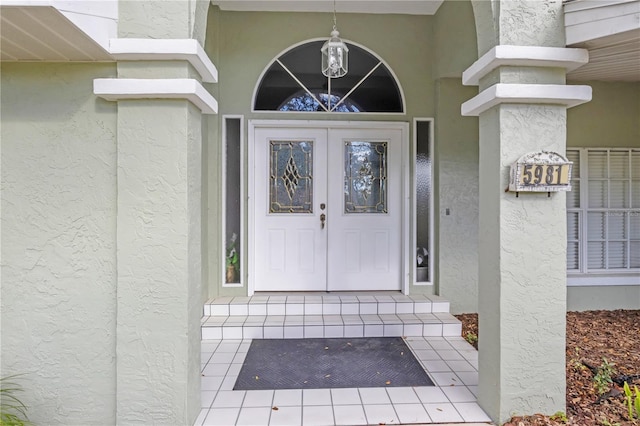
[[210, 0, 445, 15], [0, 2, 114, 61], [565, 0, 640, 82], [566, 28, 640, 82]]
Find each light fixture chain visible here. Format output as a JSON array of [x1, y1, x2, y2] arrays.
[[321, 0, 348, 79]]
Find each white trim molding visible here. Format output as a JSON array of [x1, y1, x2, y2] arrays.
[[109, 39, 218, 83], [565, 0, 640, 46], [93, 78, 218, 114], [462, 45, 589, 86], [461, 83, 592, 116]]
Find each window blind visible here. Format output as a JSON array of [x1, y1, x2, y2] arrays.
[[567, 148, 640, 273]]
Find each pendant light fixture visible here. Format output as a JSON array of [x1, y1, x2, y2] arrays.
[[321, 0, 348, 78]]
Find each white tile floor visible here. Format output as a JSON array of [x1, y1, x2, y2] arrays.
[[195, 336, 492, 425]]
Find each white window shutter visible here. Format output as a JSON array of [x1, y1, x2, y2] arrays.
[[568, 148, 639, 273]]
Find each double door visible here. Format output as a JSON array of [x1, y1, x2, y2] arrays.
[[252, 125, 403, 292]]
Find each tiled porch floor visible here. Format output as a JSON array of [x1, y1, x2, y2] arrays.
[[194, 336, 493, 425]]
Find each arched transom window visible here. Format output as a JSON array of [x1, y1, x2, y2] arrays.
[[254, 40, 404, 113]]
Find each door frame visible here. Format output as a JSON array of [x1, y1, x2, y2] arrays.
[[247, 119, 410, 295]]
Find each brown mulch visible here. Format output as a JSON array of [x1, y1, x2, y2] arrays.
[[454, 310, 640, 426]]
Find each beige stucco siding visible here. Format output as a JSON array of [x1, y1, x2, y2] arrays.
[[568, 286, 640, 311], [432, 1, 480, 314], [1, 62, 118, 424], [568, 81, 640, 148], [212, 10, 434, 117], [435, 79, 480, 314]]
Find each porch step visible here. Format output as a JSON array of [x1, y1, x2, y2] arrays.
[[201, 293, 462, 340]]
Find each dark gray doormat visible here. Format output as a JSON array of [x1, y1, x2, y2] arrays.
[[233, 337, 434, 390]]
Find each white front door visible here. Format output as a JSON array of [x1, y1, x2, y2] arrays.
[[252, 123, 403, 292]]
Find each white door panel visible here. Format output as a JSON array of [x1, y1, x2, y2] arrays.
[[327, 128, 402, 291], [254, 127, 327, 291], [252, 125, 403, 292]]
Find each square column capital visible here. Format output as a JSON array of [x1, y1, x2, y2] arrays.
[[463, 45, 589, 86]]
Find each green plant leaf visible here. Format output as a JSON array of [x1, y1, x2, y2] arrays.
[[0, 375, 31, 425]]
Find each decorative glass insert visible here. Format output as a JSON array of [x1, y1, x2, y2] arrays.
[[344, 141, 387, 213], [279, 91, 361, 112], [415, 120, 432, 283], [269, 141, 313, 213]]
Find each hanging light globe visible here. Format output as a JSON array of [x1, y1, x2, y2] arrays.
[[321, 29, 349, 78]]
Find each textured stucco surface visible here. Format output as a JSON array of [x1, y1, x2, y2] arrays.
[[113, 2, 206, 421], [431, 5, 481, 314], [478, 105, 568, 423], [433, 0, 478, 79], [192, 0, 210, 44], [435, 79, 480, 314], [496, 0, 566, 48], [115, 99, 202, 425], [471, 0, 565, 55], [472, 1, 568, 423], [119, 0, 207, 39], [1, 62, 117, 424]]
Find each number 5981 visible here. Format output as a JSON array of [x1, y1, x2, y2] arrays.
[[519, 164, 568, 186]]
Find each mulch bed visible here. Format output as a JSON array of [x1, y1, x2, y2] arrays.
[[454, 310, 640, 426]]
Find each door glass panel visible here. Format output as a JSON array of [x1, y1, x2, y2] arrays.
[[344, 141, 387, 213], [269, 140, 313, 213], [225, 118, 242, 284], [416, 120, 431, 282]]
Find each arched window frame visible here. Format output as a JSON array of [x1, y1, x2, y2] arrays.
[[252, 38, 406, 115]]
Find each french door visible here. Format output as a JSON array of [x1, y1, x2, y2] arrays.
[[251, 123, 404, 292]]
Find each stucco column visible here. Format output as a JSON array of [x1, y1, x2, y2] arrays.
[[98, 1, 214, 424], [115, 98, 203, 424], [477, 102, 569, 422], [465, 1, 591, 423]]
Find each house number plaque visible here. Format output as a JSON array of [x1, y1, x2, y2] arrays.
[[508, 151, 573, 193]]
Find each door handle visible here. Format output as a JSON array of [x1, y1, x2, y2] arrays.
[[320, 213, 326, 229]]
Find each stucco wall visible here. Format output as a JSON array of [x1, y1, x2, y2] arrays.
[[568, 286, 640, 311], [433, 0, 478, 79], [1, 63, 117, 424], [214, 11, 434, 118], [118, 0, 193, 39], [434, 79, 480, 314], [432, 1, 480, 314], [567, 81, 640, 148]]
